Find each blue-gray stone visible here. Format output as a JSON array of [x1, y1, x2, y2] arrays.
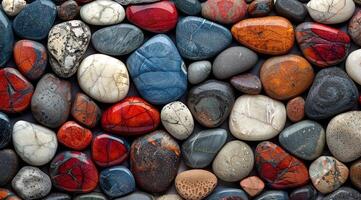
[[114, 191, 154, 200], [290, 185, 317, 200], [0, 10, 14, 66], [0, 112, 11, 149], [323, 187, 361, 200], [173, 0, 201, 15], [92, 24, 144, 56], [255, 191, 289, 200], [279, 120, 325, 160], [13, 0, 56, 40], [43, 193, 71, 200], [207, 188, 249, 200], [74, 193, 107, 200], [176, 16, 232, 60], [182, 128, 227, 168], [100, 166, 136, 198], [127, 34, 187, 105]]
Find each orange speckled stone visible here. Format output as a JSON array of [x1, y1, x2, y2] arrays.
[[260, 55, 314, 100], [57, 121, 92, 151], [286, 97, 305, 122], [240, 176, 265, 197], [231, 16, 294, 55]]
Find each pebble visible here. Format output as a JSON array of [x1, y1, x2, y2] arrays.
[[275, 0, 307, 22], [57, 0, 79, 21], [175, 169, 217, 200], [296, 22, 351, 67], [279, 120, 325, 160], [286, 97, 305, 122], [240, 176, 265, 197], [31, 73, 71, 128], [255, 191, 289, 200], [57, 121, 92, 151], [306, 0, 355, 24], [115, 191, 154, 200], [48, 20, 91, 78], [309, 156, 349, 194], [260, 55, 314, 100], [43, 193, 71, 200], [305, 67, 358, 120], [182, 128, 227, 168], [130, 130, 180, 193], [0, 112, 11, 149], [100, 166, 135, 198], [127, 34, 187, 105], [207, 188, 248, 200], [176, 16, 232, 60], [161, 101, 194, 140], [187, 61, 212, 84], [174, 0, 201, 15], [92, 24, 144, 56], [348, 9, 361, 46], [247, 0, 273, 17], [101, 96, 160, 136], [12, 166, 52, 199], [350, 160, 361, 190], [1, 0, 26, 16], [290, 185, 317, 200], [74, 193, 107, 200], [0, 149, 18, 186], [78, 54, 130, 103], [255, 141, 309, 189], [116, 0, 159, 5], [229, 95, 286, 141], [13, 40, 47, 80], [13, 0, 56, 40], [324, 187, 361, 200], [346, 49, 361, 85], [0, 188, 21, 200], [188, 80, 235, 128], [13, 120, 58, 166], [157, 194, 183, 200], [71, 93, 101, 128], [231, 16, 294, 55], [0, 10, 14, 66], [230, 73, 262, 95], [80, 0, 125, 26], [201, 0, 247, 24], [213, 47, 258, 79]]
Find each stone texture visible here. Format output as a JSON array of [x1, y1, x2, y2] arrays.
[[324, 187, 361, 200], [275, 0, 307, 22], [188, 61, 211, 85], [80, 0, 125, 25], [57, 0, 79, 21], [0, 10, 14, 66], [240, 176, 265, 197], [57, 121, 92, 151], [74, 193, 107, 200], [0, 189, 21, 200], [1, 0, 26, 16], [117, 0, 159, 5], [346, 49, 361, 85], [0, 112, 11, 149], [290, 185, 318, 200], [201, 0, 247, 24], [44, 193, 71, 200], [248, 0, 273, 17], [115, 191, 154, 200], [71, 93, 101, 128], [174, 0, 201, 15], [255, 191, 289, 200], [307, 0, 355, 24], [99, 166, 135, 198], [207, 188, 249, 200], [348, 9, 361, 46], [157, 194, 183, 200], [0, 149, 18, 186], [350, 160, 361, 190], [230, 73, 262, 94], [286, 97, 305, 122]]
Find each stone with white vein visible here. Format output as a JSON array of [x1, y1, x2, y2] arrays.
[[80, 0, 125, 26], [1, 0, 26, 16], [306, 0, 355, 24]]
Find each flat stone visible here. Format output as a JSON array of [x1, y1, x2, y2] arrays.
[[0, 10, 14, 66], [349, 9, 361, 46], [57, 0, 79, 21], [43, 193, 71, 200], [324, 187, 361, 200], [286, 97, 305, 122], [0, 149, 18, 186], [207, 188, 248, 200], [1, 0, 26, 16], [57, 121, 92, 151], [0, 188, 21, 200], [230, 73, 262, 95], [116, 0, 159, 5], [74, 193, 107, 200], [275, 0, 307, 22], [307, 0, 355, 24], [174, 0, 201, 15], [0, 112, 11, 149], [290, 185, 318, 200], [350, 160, 361, 190], [182, 128, 227, 168], [240, 176, 265, 197], [71, 93, 101, 128], [157, 194, 183, 200], [80, 0, 125, 25], [92, 24, 144, 56], [254, 191, 289, 200], [115, 191, 154, 200], [201, 0, 247, 24], [188, 61, 212, 84], [100, 166, 135, 198], [247, 0, 273, 17], [346, 49, 361, 85]]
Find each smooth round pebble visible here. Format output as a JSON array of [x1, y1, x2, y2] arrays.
[[290, 185, 318, 200], [254, 191, 289, 200], [286, 97, 305, 122], [0, 149, 19, 186], [187, 61, 211, 84], [1, 0, 26, 16], [0, 112, 11, 149], [306, 0, 355, 24], [80, 0, 125, 26], [348, 9, 361, 46], [201, 0, 247, 24], [248, 0, 273, 17], [100, 166, 136, 198], [346, 49, 361, 85], [230, 73, 262, 95], [207, 188, 249, 200], [173, 0, 201, 15], [0, 10, 14, 66], [275, 0, 307, 22]]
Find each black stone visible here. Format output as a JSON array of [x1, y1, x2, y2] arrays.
[[323, 187, 361, 200], [290, 185, 317, 200], [0, 149, 19, 186], [275, 0, 307, 23], [0, 112, 11, 149]]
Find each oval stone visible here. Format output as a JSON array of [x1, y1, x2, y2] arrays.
[[247, 0, 273, 17], [348, 9, 361, 46], [290, 185, 318, 200], [57, 0, 79, 21], [80, 0, 125, 26], [187, 60, 212, 85], [99, 166, 135, 198], [0, 149, 18, 186], [231, 16, 294, 55], [230, 73, 262, 95], [275, 0, 307, 22], [207, 188, 249, 200], [57, 121, 92, 151], [286, 96, 305, 122], [324, 187, 361, 200], [201, 0, 247, 24], [71, 93, 101, 128], [173, 0, 201, 15], [306, 0, 355, 24], [254, 191, 289, 200], [0, 10, 14, 66], [0, 112, 11, 149], [346, 49, 361, 85], [350, 160, 361, 190]]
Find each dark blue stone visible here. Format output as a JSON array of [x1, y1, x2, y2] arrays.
[[173, 0, 201, 15], [207, 188, 249, 200], [0, 112, 11, 149], [100, 166, 136, 198], [290, 185, 317, 200], [127, 34, 187, 105], [255, 191, 289, 200], [176, 16, 232, 60], [0, 10, 14, 66], [13, 0, 57, 40]]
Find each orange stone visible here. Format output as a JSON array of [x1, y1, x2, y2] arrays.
[[231, 16, 294, 55], [240, 176, 265, 197], [57, 121, 93, 151], [286, 96, 305, 122], [260, 54, 314, 100]]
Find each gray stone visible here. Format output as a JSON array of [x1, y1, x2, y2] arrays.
[[74, 193, 107, 200], [173, 0, 201, 15], [43, 193, 71, 200], [255, 191, 289, 200], [323, 187, 361, 200], [0, 149, 18, 186], [115, 191, 155, 200], [187, 60, 211, 84], [275, 0, 307, 22], [290, 185, 317, 200], [230, 73, 262, 94]]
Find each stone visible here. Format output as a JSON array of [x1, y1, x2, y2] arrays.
[[0, 149, 18, 186], [307, 0, 355, 24], [255, 191, 289, 200], [80, 0, 125, 26], [126, 1, 178, 33], [309, 156, 349, 194], [207, 188, 248, 200], [116, 0, 159, 5], [326, 111, 361, 162], [75, 0, 93, 4], [256, 141, 309, 189], [295, 22, 351, 67], [212, 47, 258, 79], [115, 191, 154, 200], [305, 67, 358, 120], [127, 34, 187, 105], [71, 93, 101, 128], [161, 101, 194, 140], [348, 9, 361, 46], [275, 0, 307, 22], [31, 74, 71, 128], [157, 194, 183, 200], [1, 0, 26, 16], [260, 55, 314, 100], [130, 130, 180, 193], [346, 49, 361, 85], [201, 0, 247, 24], [0, 10, 14, 66], [0, 112, 11, 149], [290, 185, 318, 200], [213, 140, 254, 182], [13, 0, 56, 40], [279, 120, 325, 160], [229, 95, 286, 141], [231, 16, 294, 55], [324, 187, 361, 200], [286, 97, 305, 122], [350, 160, 361, 190], [101, 96, 160, 136], [173, 0, 201, 15], [78, 54, 130, 103], [13, 120, 57, 166], [57, 0, 79, 21], [240, 176, 265, 197], [13, 40, 47, 80], [187, 61, 212, 84], [247, 0, 273, 17], [176, 16, 232, 60], [44, 193, 71, 200], [92, 24, 144, 56], [57, 121, 92, 151], [74, 193, 107, 200], [12, 166, 51, 199], [182, 128, 227, 168], [100, 166, 135, 198], [175, 169, 217, 200], [48, 20, 91, 78], [0, 188, 21, 200], [50, 151, 99, 193], [230, 74, 262, 95], [92, 134, 129, 167], [0, 68, 33, 113]]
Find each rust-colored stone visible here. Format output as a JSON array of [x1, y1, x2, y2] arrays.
[[240, 176, 265, 197], [350, 159, 361, 190], [287, 96, 305, 122]]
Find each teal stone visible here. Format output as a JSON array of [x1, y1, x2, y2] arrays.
[[207, 188, 249, 200], [0, 10, 14, 66], [100, 166, 136, 198], [173, 0, 201, 15]]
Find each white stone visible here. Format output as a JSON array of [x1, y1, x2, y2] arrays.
[[157, 194, 183, 200], [78, 54, 130, 103], [187, 61, 212, 84], [307, 0, 355, 24], [212, 140, 254, 182], [161, 101, 194, 140], [12, 121, 58, 166], [229, 94, 286, 141], [1, 0, 26, 16], [116, 0, 160, 5], [80, 0, 125, 26], [346, 49, 361, 85]]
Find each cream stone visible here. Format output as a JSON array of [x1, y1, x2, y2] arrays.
[[346, 49, 361, 85], [80, 0, 125, 25], [307, 0, 355, 24], [1, 0, 26, 16]]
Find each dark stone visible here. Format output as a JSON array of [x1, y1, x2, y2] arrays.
[[99, 166, 136, 198], [0, 149, 19, 186], [323, 187, 361, 200], [0, 112, 11, 149], [74, 193, 107, 200], [43, 193, 71, 200], [230, 73, 262, 95], [0, 10, 14, 66], [57, 0, 79, 21], [206, 188, 249, 200], [173, 0, 201, 15], [290, 185, 317, 200], [247, 0, 273, 17], [255, 191, 289, 200], [275, 0, 307, 22]]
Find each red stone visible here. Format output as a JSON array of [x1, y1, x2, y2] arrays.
[[126, 1, 178, 33], [50, 151, 99, 193], [91, 133, 129, 167], [101, 96, 160, 136], [0, 188, 21, 200], [240, 176, 265, 197], [201, 0, 247, 24], [71, 93, 101, 128], [255, 141, 309, 189], [286, 96, 305, 122], [0, 68, 33, 113], [296, 22, 351, 67], [57, 121, 92, 151]]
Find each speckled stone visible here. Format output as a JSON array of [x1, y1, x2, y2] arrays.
[[350, 160, 361, 190], [286, 97, 305, 122], [43, 193, 71, 200], [240, 176, 265, 197], [255, 191, 289, 200], [0, 149, 18, 186], [1, 0, 26, 16], [207, 188, 249, 200], [349, 9, 361, 46], [74, 193, 107, 200], [248, 0, 273, 17], [115, 191, 154, 200], [275, 0, 307, 22], [290, 185, 317, 200], [57, 0, 79, 21], [100, 166, 136, 198], [0, 10, 14, 66], [323, 187, 361, 200], [80, 0, 125, 25], [174, 0, 201, 15], [0, 112, 11, 149], [230, 73, 262, 95], [187, 61, 212, 84], [306, 0, 355, 24]]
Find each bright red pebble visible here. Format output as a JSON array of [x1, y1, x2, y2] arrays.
[[57, 121, 93, 151], [126, 1, 178, 33]]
